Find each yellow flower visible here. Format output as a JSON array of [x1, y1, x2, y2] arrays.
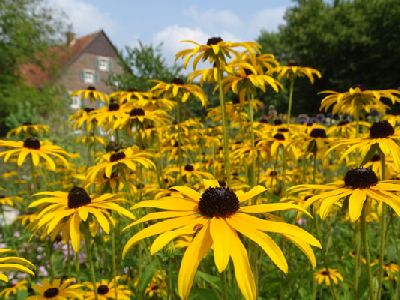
[[289, 168, 400, 222], [72, 86, 109, 103], [176, 37, 260, 70], [27, 278, 84, 300], [29, 187, 135, 252], [319, 85, 400, 116], [123, 180, 320, 300], [84, 279, 132, 300], [0, 279, 28, 298], [0, 249, 35, 282], [0, 138, 73, 170], [150, 78, 208, 107], [86, 146, 155, 182], [7, 123, 49, 138], [314, 268, 343, 286], [274, 60, 321, 83]]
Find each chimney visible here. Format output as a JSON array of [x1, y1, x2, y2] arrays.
[[65, 30, 76, 46]]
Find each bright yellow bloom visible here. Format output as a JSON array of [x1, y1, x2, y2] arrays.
[[27, 278, 83, 300], [176, 37, 260, 70], [0, 249, 35, 282], [274, 60, 321, 83], [7, 123, 49, 138], [0, 138, 73, 170], [319, 85, 400, 116], [29, 187, 135, 252], [72, 86, 109, 103], [314, 268, 343, 286], [0, 279, 28, 298], [84, 279, 132, 300], [289, 168, 400, 222], [123, 180, 320, 300]]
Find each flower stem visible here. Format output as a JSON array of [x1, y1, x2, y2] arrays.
[[361, 205, 374, 300], [111, 221, 119, 300], [75, 251, 80, 282], [217, 65, 231, 186], [248, 94, 256, 186], [84, 224, 98, 300], [376, 152, 387, 300], [286, 76, 295, 125]]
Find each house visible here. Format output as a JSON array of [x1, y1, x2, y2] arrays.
[[19, 30, 124, 109]]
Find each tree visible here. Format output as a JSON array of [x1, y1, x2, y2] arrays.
[[257, 0, 400, 114], [109, 42, 183, 91]]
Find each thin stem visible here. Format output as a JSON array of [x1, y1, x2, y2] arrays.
[[353, 223, 361, 299], [47, 239, 54, 280], [221, 270, 227, 300], [30, 156, 38, 194], [248, 95, 256, 187], [217, 64, 231, 186], [84, 224, 98, 300], [376, 152, 387, 300], [111, 221, 118, 300], [361, 206, 374, 300], [67, 242, 71, 277], [75, 251, 80, 282], [286, 76, 295, 125], [177, 99, 183, 182]]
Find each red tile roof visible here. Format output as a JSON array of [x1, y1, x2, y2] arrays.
[[19, 31, 101, 87]]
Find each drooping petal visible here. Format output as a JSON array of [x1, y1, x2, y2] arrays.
[[237, 186, 266, 202], [210, 218, 233, 273], [178, 222, 212, 300], [170, 186, 201, 201], [348, 189, 367, 222], [70, 212, 81, 252]]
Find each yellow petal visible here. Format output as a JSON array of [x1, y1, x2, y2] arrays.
[[178, 222, 212, 300], [70, 212, 81, 252], [171, 186, 201, 201], [348, 189, 366, 222], [237, 186, 266, 202], [210, 218, 232, 273]]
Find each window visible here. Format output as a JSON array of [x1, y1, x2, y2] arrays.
[[97, 57, 110, 71], [71, 95, 81, 109], [83, 70, 95, 84]]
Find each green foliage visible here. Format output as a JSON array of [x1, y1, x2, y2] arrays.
[[109, 42, 183, 91], [257, 0, 400, 114]]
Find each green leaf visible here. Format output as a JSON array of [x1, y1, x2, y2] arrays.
[[360, 143, 380, 166]]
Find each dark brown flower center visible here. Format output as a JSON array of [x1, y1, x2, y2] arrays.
[[370, 154, 381, 162], [84, 107, 95, 113], [87, 86, 96, 91], [337, 120, 349, 126], [273, 119, 283, 126], [232, 95, 240, 104], [23, 137, 40, 150], [310, 128, 327, 138], [344, 168, 378, 189], [110, 151, 126, 162], [97, 284, 110, 295], [108, 101, 120, 111], [270, 170, 278, 177], [273, 133, 285, 141], [321, 270, 330, 276], [277, 128, 289, 133], [198, 187, 239, 218], [67, 186, 91, 209], [369, 121, 394, 138], [207, 37, 223, 45], [44, 287, 59, 298], [184, 164, 194, 172], [130, 108, 145, 117], [171, 78, 184, 85]]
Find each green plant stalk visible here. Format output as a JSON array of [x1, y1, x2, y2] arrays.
[[177, 99, 183, 182], [67, 242, 71, 277], [30, 156, 38, 194], [353, 224, 361, 299], [376, 152, 387, 300], [361, 205, 374, 300], [217, 65, 232, 186], [111, 221, 118, 300], [47, 239, 54, 280], [84, 224, 98, 300], [286, 76, 295, 125], [221, 270, 228, 300], [75, 251, 80, 282], [248, 94, 256, 187]]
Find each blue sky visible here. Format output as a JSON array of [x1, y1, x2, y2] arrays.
[[49, 0, 292, 62]]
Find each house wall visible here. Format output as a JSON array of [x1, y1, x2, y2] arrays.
[[56, 33, 124, 94]]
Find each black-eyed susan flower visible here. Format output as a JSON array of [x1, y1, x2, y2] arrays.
[[0, 249, 35, 282], [289, 168, 400, 221], [7, 123, 49, 138], [319, 85, 400, 116], [86, 146, 155, 182], [123, 180, 321, 300], [72, 86, 109, 103], [329, 120, 400, 169], [274, 60, 321, 84], [0, 279, 28, 298], [144, 270, 168, 298], [84, 279, 132, 300], [314, 268, 343, 286], [176, 37, 260, 70], [29, 186, 135, 252], [150, 78, 208, 107], [27, 278, 83, 300], [0, 138, 73, 170]]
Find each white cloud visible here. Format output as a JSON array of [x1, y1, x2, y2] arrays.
[[49, 0, 118, 36], [250, 7, 286, 34], [183, 7, 243, 33]]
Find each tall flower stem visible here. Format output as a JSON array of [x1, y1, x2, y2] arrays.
[[286, 76, 295, 125], [111, 220, 119, 300], [361, 206, 374, 300], [176, 99, 183, 182], [376, 152, 387, 300], [248, 94, 256, 186], [217, 64, 231, 186], [30, 157, 38, 194], [84, 223, 98, 300], [75, 251, 80, 282]]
